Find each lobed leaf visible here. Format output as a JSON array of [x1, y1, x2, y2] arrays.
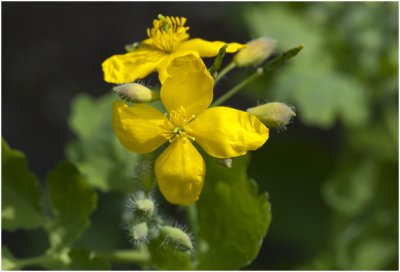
[[66, 93, 141, 193], [46, 161, 98, 252], [1, 139, 47, 230], [196, 154, 271, 269]]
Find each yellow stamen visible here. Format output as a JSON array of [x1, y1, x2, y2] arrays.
[[147, 15, 190, 53], [160, 106, 195, 143]]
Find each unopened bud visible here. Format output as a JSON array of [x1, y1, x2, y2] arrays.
[[113, 83, 159, 103], [135, 199, 155, 218], [131, 222, 148, 242], [234, 37, 276, 67], [160, 226, 193, 252], [217, 158, 233, 168], [247, 102, 296, 128]]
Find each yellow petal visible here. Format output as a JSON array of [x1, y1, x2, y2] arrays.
[[155, 137, 205, 206], [112, 101, 166, 153], [157, 50, 200, 84], [175, 38, 244, 57], [189, 106, 269, 158], [160, 53, 214, 116], [102, 47, 166, 84]]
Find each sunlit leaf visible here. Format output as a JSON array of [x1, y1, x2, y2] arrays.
[[66, 93, 141, 193], [2, 139, 47, 230], [196, 154, 271, 269]]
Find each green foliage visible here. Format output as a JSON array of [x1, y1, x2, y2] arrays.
[[2, 140, 47, 231], [2, 246, 18, 270], [242, 2, 398, 269], [196, 155, 271, 269], [2, 140, 100, 269], [46, 162, 98, 252], [244, 4, 371, 128], [66, 93, 141, 193], [65, 248, 110, 269], [147, 238, 192, 270]]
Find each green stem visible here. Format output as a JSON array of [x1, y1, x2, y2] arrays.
[[214, 61, 237, 85], [14, 248, 151, 269], [186, 204, 199, 237], [95, 248, 150, 264], [212, 68, 264, 107], [14, 254, 57, 268]]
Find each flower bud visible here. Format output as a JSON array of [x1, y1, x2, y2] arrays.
[[234, 37, 276, 67], [131, 222, 149, 242], [247, 102, 296, 129], [160, 226, 193, 252], [113, 83, 160, 103], [135, 199, 155, 218]]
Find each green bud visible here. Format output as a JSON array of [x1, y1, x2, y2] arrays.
[[160, 226, 193, 252], [113, 83, 160, 103], [234, 37, 276, 67], [247, 102, 296, 128], [135, 199, 155, 217], [131, 222, 148, 242]]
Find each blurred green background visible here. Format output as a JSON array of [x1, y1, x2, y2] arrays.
[[2, 2, 398, 270]]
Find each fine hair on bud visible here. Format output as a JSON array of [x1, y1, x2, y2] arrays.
[[127, 192, 157, 219], [130, 222, 149, 246], [234, 37, 277, 67], [247, 102, 296, 129], [160, 225, 193, 253], [113, 83, 160, 103]]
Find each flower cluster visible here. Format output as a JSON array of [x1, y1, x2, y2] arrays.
[[103, 15, 270, 206]]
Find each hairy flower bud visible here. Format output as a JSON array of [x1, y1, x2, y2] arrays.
[[247, 102, 296, 128], [160, 226, 193, 252], [234, 37, 276, 67], [135, 199, 155, 217], [113, 83, 160, 103], [131, 222, 149, 242]]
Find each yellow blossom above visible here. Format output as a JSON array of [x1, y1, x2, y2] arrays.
[[102, 15, 244, 84], [112, 54, 268, 205]]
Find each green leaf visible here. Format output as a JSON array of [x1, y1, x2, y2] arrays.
[[196, 155, 271, 269], [47, 161, 98, 251], [2, 246, 19, 270], [66, 93, 141, 193], [244, 5, 369, 128], [322, 157, 378, 216], [2, 139, 47, 230]]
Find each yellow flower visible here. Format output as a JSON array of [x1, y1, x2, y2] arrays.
[[102, 15, 244, 84], [112, 54, 268, 205]]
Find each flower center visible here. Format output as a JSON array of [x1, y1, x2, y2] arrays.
[[160, 106, 195, 143], [146, 15, 190, 53]]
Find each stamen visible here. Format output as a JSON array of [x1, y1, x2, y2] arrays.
[[159, 106, 196, 143], [147, 15, 190, 53]]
